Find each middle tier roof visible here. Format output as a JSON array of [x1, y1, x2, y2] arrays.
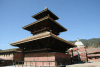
[[22, 16, 67, 35]]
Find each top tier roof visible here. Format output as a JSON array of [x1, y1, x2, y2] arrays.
[[31, 8, 59, 20]]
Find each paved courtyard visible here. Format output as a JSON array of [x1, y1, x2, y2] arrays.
[[66, 62, 100, 67], [2, 62, 100, 67]]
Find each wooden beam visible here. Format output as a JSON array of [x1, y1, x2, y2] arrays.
[[49, 38, 56, 48], [31, 27, 46, 34], [35, 40, 40, 49], [47, 37, 50, 48], [53, 41, 59, 49], [29, 42, 33, 50], [39, 39, 45, 48]]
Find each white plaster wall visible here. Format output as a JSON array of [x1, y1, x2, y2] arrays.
[[0, 53, 13, 60]]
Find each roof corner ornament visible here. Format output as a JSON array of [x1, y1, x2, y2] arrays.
[[50, 30, 52, 34], [50, 30, 52, 32]]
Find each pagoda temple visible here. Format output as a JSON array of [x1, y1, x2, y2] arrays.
[[10, 7, 77, 66]]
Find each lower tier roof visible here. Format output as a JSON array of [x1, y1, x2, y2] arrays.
[[10, 31, 77, 52]]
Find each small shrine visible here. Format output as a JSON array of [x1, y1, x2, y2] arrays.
[[75, 38, 84, 47], [68, 38, 87, 63], [10, 7, 77, 66]]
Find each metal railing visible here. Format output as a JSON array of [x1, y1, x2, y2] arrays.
[[14, 60, 70, 67]]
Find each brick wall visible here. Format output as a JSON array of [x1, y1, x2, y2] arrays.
[[78, 47, 87, 61], [13, 52, 23, 61], [68, 47, 87, 62], [24, 53, 55, 66], [55, 53, 71, 65], [24, 52, 71, 66]]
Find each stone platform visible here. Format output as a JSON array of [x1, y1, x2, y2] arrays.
[[23, 52, 71, 66]]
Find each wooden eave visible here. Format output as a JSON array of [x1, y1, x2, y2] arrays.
[[10, 31, 77, 47], [88, 54, 100, 57], [22, 16, 67, 32], [50, 33, 77, 47], [24, 48, 65, 53], [31, 8, 59, 20], [0, 48, 22, 53], [87, 48, 100, 54], [10, 31, 51, 46]]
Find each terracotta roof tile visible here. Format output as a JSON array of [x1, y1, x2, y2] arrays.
[[0, 48, 22, 53]]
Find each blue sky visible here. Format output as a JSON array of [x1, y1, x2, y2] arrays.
[[0, 0, 100, 50]]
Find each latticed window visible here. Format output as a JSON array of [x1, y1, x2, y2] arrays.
[[89, 57, 92, 59], [9, 53, 10, 56], [95, 57, 99, 59]]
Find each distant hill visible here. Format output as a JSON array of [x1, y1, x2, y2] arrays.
[[69, 38, 100, 48]]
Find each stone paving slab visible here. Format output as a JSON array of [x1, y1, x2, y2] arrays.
[[66, 62, 100, 67]]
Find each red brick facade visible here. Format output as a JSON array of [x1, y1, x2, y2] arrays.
[[68, 47, 87, 63], [24, 52, 71, 66], [13, 52, 24, 61]]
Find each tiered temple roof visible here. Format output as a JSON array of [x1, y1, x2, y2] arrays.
[[10, 7, 77, 53], [22, 8, 67, 35]]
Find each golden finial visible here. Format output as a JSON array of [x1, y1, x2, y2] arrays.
[[44, 5, 48, 10], [77, 38, 80, 42]]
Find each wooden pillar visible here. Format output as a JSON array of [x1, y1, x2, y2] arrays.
[[71, 48, 73, 63], [49, 61, 50, 67], [77, 47, 79, 63], [42, 61, 44, 67], [35, 61, 36, 67], [30, 61, 31, 67], [85, 47, 88, 62], [18, 61, 19, 67], [22, 61, 23, 67], [15, 61, 16, 67], [26, 61, 27, 67], [55, 61, 57, 67]]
